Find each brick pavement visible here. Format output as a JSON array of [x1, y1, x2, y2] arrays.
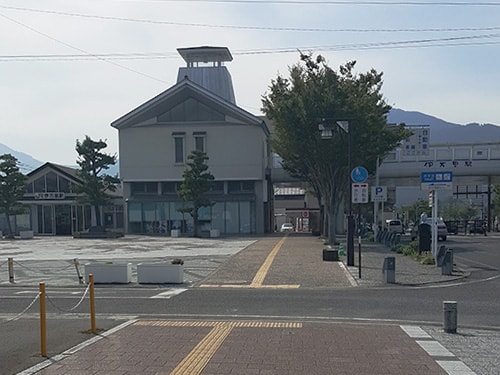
[[31, 321, 448, 375], [16, 234, 473, 374]]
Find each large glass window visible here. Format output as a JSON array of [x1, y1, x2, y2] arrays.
[[211, 202, 225, 232], [46, 172, 58, 192], [225, 202, 239, 233], [59, 177, 71, 193], [239, 201, 252, 233], [128, 202, 142, 233], [34, 177, 45, 193]]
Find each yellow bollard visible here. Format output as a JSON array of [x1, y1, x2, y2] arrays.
[[8, 257, 14, 283], [89, 274, 96, 334], [39, 282, 47, 357]]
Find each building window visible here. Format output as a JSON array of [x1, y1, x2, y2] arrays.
[[210, 181, 224, 193], [193, 132, 206, 152], [131, 182, 158, 195], [228, 181, 254, 193], [173, 133, 185, 163]]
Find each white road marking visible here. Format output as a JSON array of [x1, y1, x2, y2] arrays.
[[150, 288, 188, 299]]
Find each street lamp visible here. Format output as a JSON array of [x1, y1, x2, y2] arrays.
[[319, 120, 355, 267]]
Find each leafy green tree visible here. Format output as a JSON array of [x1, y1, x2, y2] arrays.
[[0, 154, 27, 239], [262, 53, 410, 243], [493, 184, 500, 217], [74, 136, 120, 229], [178, 150, 215, 237], [440, 197, 477, 221]]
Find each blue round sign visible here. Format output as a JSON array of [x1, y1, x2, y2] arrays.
[[351, 166, 368, 183]]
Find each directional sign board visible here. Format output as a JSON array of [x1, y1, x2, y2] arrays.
[[371, 186, 387, 202], [420, 171, 453, 190], [351, 166, 368, 183], [352, 183, 369, 203]]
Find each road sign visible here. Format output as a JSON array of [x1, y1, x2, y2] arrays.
[[352, 183, 369, 203], [420, 171, 453, 190], [351, 166, 368, 183], [371, 186, 387, 202]]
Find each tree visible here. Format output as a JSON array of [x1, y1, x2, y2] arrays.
[[74, 136, 120, 230], [178, 150, 215, 237], [262, 53, 410, 243], [0, 154, 27, 239]]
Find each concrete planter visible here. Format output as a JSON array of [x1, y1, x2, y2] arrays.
[[84, 262, 132, 284], [137, 263, 184, 284], [171, 229, 180, 237], [322, 248, 339, 262], [19, 230, 34, 239]]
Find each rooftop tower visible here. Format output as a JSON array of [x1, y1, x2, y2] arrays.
[[177, 46, 236, 104]]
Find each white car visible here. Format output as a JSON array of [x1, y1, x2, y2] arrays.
[[280, 223, 294, 232]]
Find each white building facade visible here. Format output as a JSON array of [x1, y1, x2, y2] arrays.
[[112, 47, 273, 235]]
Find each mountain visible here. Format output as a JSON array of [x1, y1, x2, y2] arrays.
[[0, 143, 119, 176], [387, 108, 500, 144], [0, 144, 43, 173], [2, 108, 499, 173]]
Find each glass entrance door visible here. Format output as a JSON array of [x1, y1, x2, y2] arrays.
[[55, 205, 72, 235], [37, 205, 54, 235]]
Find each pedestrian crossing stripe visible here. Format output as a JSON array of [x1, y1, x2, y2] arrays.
[[150, 288, 187, 299]]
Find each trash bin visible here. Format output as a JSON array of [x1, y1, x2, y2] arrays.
[[382, 256, 396, 283], [418, 223, 431, 253]]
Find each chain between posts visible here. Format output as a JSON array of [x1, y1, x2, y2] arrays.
[[0, 292, 41, 324], [1, 257, 84, 284], [46, 283, 91, 313]]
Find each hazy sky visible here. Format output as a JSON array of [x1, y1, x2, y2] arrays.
[[1, 1, 500, 166]]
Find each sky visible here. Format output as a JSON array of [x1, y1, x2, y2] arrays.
[[1, 0, 500, 166]]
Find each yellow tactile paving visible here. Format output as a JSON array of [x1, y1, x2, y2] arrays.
[[250, 235, 287, 287], [133, 320, 302, 375], [200, 235, 301, 289]]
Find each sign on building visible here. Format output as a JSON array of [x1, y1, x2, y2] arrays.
[[402, 125, 430, 156]]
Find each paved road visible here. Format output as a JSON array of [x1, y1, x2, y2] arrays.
[[0, 234, 498, 374]]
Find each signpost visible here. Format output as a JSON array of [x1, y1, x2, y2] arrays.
[[420, 172, 453, 259], [351, 167, 368, 279]]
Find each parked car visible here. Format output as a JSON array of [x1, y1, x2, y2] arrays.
[[469, 221, 486, 234], [280, 223, 294, 232], [411, 218, 448, 241], [385, 219, 403, 234]]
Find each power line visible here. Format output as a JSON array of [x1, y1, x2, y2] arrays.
[[102, 0, 500, 6], [1, 5, 499, 34], [1, 32, 499, 62], [0, 12, 168, 83]]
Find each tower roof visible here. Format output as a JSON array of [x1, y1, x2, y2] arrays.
[[177, 46, 233, 65]]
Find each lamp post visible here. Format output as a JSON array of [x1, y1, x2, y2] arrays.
[[319, 120, 354, 267]]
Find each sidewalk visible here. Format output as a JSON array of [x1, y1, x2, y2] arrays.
[[1, 234, 486, 374]]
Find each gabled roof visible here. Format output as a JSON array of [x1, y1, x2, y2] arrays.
[[27, 162, 81, 183], [111, 78, 269, 136]]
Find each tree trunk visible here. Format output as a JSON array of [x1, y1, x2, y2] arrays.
[[327, 205, 337, 244], [94, 205, 102, 229], [4, 213, 14, 239], [193, 209, 199, 238]]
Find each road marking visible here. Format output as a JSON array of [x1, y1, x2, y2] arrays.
[[400, 326, 477, 375], [134, 320, 302, 375], [150, 288, 188, 299], [199, 283, 300, 289]]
